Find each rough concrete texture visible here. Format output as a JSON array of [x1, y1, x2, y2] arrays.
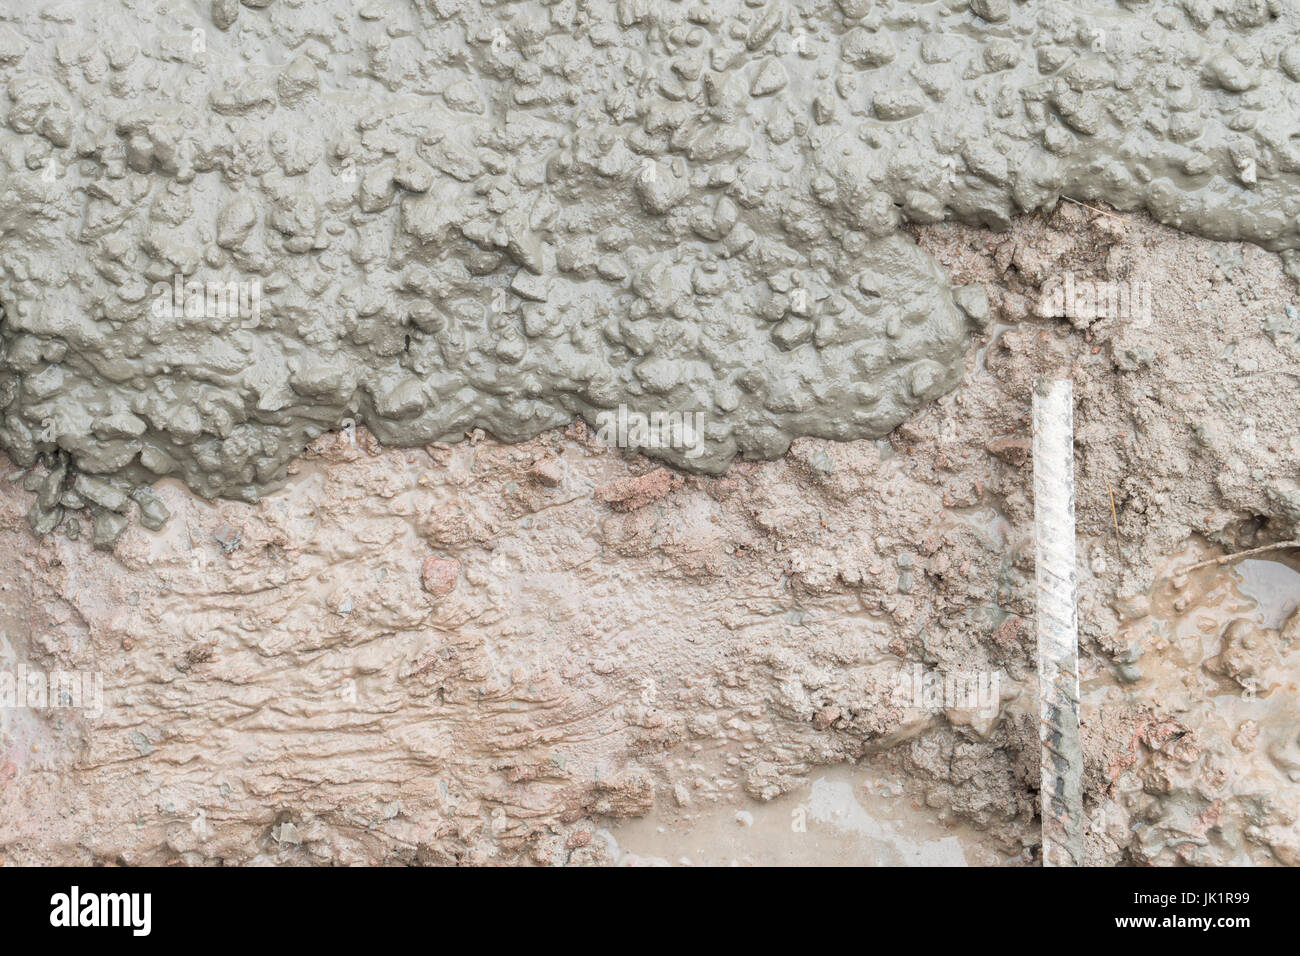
[[2, 206, 1299, 866], [7, 0, 1300, 548]]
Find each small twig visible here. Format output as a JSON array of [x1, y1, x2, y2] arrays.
[[1059, 195, 1132, 225], [1105, 480, 1123, 560], [1182, 539, 1300, 573]]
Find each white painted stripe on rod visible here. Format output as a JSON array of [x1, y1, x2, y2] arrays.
[[1032, 379, 1083, 867]]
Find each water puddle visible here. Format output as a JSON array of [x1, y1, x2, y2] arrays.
[[601, 764, 1015, 866], [1089, 542, 1300, 745], [1235, 557, 1300, 630]]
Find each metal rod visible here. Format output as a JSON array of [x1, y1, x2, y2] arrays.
[[1032, 379, 1083, 867]]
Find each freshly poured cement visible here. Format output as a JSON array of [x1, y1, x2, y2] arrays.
[[3, 0, 1300, 543]]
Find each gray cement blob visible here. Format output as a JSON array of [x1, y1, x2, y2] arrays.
[[1, 0, 1299, 546]]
